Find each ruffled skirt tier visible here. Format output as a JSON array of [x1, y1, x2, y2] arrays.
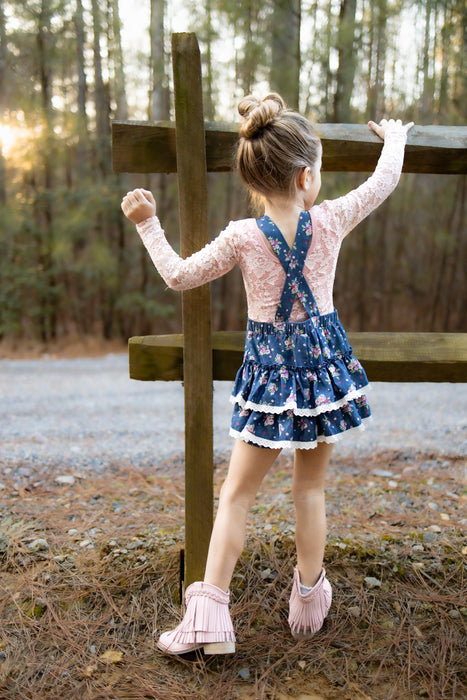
[[229, 311, 371, 449]]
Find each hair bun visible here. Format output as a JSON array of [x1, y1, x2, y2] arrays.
[[238, 93, 286, 139]]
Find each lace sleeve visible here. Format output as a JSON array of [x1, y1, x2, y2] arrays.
[[318, 128, 408, 239], [135, 217, 238, 290]]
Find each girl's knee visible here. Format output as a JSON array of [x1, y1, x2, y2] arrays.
[[292, 481, 325, 508], [219, 477, 256, 511]]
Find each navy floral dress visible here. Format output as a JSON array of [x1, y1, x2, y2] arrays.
[[230, 211, 371, 449]]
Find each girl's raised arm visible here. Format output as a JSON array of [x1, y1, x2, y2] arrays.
[[317, 118, 414, 239], [122, 189, 239, 291]]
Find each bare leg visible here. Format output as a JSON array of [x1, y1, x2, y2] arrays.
[[292, 443, 333, 587], [204, 440, 281, 592]]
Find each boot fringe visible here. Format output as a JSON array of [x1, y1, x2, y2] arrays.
[[288, 567, 332, 637], [172, 582, 235, 645], [158, 581, 235, 653]]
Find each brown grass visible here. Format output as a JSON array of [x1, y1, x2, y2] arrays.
[[0, 453, 465, 700]]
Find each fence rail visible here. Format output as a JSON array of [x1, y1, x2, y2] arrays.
[[129, 332, 467, 384], [112, 121, 467, 175]]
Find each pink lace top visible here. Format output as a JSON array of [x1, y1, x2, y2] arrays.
[[136, 129, 408, 322]]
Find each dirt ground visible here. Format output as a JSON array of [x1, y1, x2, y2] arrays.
[[0, 338, 465, 699], [0, 449, 465, 700]]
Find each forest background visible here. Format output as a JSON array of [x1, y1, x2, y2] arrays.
[[0, 0, 465, 348]]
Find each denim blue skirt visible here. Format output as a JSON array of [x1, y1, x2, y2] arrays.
[[229, 311, 371, 449]]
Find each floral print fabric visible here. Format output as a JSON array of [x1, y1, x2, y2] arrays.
[[256, 211, 320, 321], [230, 213, 371, 449]]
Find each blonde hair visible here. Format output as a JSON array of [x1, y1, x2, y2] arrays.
[[236, 93, 321, 201]]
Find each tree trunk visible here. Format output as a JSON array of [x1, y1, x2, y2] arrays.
[[421, 0, 434, 118], [203, 0, 215, 120], [367, 0, 387, 117], [110, 0, 128, 121], [75, 0, 89, 178], [270, 0, 301, 109], [0, 0, 7, 204], [36, 0, 57, 341], [91, 0, 111, 175], [333, 0, 357, 122], [149, 0, 169, 121], [457, 0, 466, 122], [236, 1, 258, 95], [323, 0, 334, 120], [146, 0, 171, 335], [443, 175, 466, 330], [438, 1, 450, 118]]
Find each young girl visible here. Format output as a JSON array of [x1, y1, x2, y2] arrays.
[[121, 94, 413, 656]]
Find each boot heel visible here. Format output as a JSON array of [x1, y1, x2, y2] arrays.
[[158, 582, 235, 656], [203, 641, 235, 655]]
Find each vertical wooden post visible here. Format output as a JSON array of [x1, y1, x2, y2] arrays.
[[172, 33, 213, 587]]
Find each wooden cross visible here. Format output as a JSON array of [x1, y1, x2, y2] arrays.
[[112, 33, 467, 587]]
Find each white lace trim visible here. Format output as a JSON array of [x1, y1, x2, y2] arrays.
[[230, 384, 372, 417], [229, 416, 373, 450]]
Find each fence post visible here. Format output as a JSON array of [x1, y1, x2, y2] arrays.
[[172, 32, 213, 587]]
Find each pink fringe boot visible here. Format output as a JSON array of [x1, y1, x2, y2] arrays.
[[288, 567, 332, 639], [157, 581, 236, 655]]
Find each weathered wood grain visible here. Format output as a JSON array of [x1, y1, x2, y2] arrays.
[[172, 33, 213, 587], [129, 332, 467, 383], [112, 121, 467, 174]]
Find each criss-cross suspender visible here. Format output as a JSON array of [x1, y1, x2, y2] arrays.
[[256, 211, 320, 322]]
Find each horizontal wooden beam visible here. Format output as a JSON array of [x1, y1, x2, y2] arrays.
[[112, 121, 467, 175], [129, 332, 467, 383]]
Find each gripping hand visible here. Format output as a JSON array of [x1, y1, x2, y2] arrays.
[[368, 118, 414, 140], [121, 188, 156, 224]]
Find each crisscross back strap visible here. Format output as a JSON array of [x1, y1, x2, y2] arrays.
[[257, 211, 320, 321]]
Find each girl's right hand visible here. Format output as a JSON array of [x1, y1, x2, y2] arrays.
[[368, 118, 414, 140], [121, 188, 156, 224]]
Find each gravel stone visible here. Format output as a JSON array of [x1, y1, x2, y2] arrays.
[[27, 538, 49, 551], [364, 576, 382, 589], [0, 354, 465, 476]]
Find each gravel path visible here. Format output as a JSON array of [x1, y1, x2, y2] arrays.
[[1, 354, 465, 476]]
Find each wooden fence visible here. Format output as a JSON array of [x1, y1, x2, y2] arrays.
[[112, 33, 467, 587]]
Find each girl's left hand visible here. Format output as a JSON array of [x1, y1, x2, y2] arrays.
[[121, 188, 156, 224], [368, 118, 414, 140]]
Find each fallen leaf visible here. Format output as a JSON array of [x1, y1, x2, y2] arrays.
[[99, 649, 123, 664], [84, 664, 98, 677]]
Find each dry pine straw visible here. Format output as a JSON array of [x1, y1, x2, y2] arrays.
[[0, 450, 465, 700]]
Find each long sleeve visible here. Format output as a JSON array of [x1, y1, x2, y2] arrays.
[[133, 127, 409, 320], [316, 128, 408, 239], [136, 217, 239, 290]]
